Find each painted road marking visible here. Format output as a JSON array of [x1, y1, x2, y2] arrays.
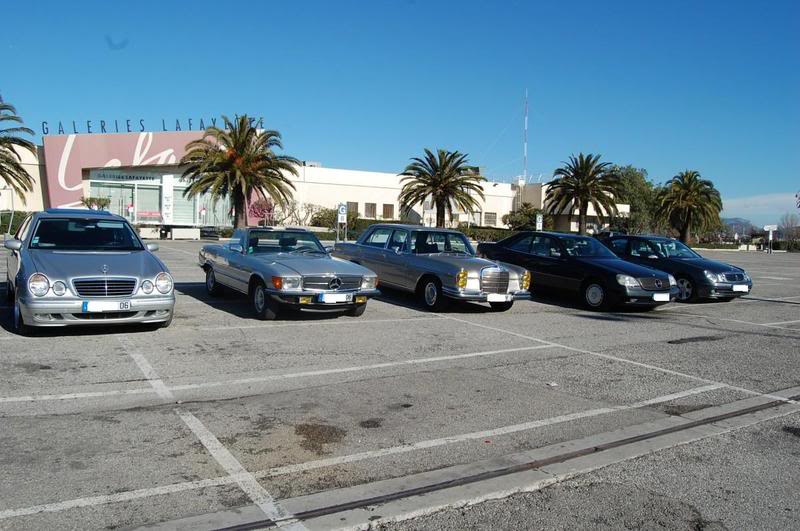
[[0, 345, 553, 404], [118, 337, 306, 530], [759, 319, 800, 326], [0, 384, 722, 521]]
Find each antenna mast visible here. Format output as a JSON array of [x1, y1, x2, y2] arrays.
[[523, 88, 528, 181]]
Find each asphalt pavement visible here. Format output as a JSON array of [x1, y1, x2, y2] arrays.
[[0, 245, 798, 530]]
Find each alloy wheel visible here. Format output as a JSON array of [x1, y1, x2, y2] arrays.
[[254, 286, 266, 313], [677, 278, 693, 301], [424, 282, 438, 307], [585, 283, 605, 307]]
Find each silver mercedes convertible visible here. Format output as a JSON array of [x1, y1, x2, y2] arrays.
[[198, 227, 379, 319], [4, 209, 175, 334], [333, 224, 531, 311]]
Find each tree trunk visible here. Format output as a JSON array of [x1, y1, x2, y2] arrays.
[[679, 212, 692, 243], [578, 203, 588, 235], [233, 194, 247, 229], [435, 200, 446, 228]]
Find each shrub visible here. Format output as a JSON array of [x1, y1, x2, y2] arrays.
[[692, 242, 739, 250], [457, 223, 516, 242], [1, 211, 30, 236]]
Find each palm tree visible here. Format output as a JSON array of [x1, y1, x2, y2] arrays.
[[545, 153, 621, 235], [0, 102, 36, 203], [656, 170, 722, 243], [180, 115, 298, 228], [398, 149, 485, 228]]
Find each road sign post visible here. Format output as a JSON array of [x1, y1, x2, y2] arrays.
[[764, 225, 777, 254], [535, 213, 543, 231], [336, 203, 348, 242]]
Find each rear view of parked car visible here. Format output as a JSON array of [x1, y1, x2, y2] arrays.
[[4, 209, 175, 334], [478, 231, 677, 310], [599, 235, 752, 302]]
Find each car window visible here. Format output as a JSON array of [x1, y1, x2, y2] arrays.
[[388, 229, 409, 252], [411, 231, 474, 254], [561, 237, 617, 258], [531, 236, 557, 257], [29, 218, 143, 251], [245, 230, 325, 254], [15, 215, 32, 241], [508, 234, 533, 253], [364, 228, 393, 248], [630, 240, 657, 257], [608, 238, 628, 256], [649, 239, 699, 258]]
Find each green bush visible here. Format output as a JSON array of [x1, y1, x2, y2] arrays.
[[692, 242, 739, 250], [1, 211, 30, 237], [771, 240, 800, 252], [457, 224, 516, 242]]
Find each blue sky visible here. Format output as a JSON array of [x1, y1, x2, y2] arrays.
[[2, 0, 798, 224]]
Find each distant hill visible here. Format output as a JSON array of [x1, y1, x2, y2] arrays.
[[722, 217, 752, 226]]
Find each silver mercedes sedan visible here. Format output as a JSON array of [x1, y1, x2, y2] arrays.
[[3, 209, 175, 334]]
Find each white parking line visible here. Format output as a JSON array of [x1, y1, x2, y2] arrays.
[[118, 337, 306, 530], [759, 319, 800, 326], [0, 345, 553, 404], [440, 315, 796, 404], [0, 384, 721, 521]]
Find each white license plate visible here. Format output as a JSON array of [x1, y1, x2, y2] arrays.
[[319, 293, 353, 304], [652, 292, 670, 302], [487, 293, 511, 302], [732, 284, 749, 292], [83, 300, 132, 312]]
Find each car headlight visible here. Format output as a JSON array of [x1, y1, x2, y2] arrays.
[[28, 273, 50, 297], [743, 272, 751, 282], [616, 274, 640, 288], [667, 274, 677, 287], [51, 281, 67, 296], [141, 280, 154, 294], [521, 270, 531, 290], [155, 272, 173, 294], [361, 275, 378, 290], [704, 270, 724, 283], [272, 276, 301, 290], [456, 270, 468, 289]]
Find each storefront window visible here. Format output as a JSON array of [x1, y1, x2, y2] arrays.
[[137, 185, 162, 223]]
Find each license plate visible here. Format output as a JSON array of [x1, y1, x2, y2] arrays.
[[733, 284, 749, 292], [487, 293, 511, 302], [652, 293, 670, 302], [319, 293, 353, 304], [82, 300, 131, 312]]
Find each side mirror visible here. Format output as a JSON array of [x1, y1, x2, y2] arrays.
[[146, 242, 159, 252], [647, 254, 659, 259], [229, 243, 244, 254], [4, 239, 22, 251], [324, 246, 334, 254]]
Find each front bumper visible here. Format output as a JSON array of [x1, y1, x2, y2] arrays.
[[442, 287, 531, 302], [617, 286, 679, 306], [19, 295, 175, 327], [268, 288, 380, 310], [699, 281, 753, 299]]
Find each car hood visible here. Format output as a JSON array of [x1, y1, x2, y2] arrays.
[[576, 257, 668, 279], [257, 255, 374, 276], [29, 250, 167, 280], [663, 257, 740, 273], [418, 254, 522, 273]]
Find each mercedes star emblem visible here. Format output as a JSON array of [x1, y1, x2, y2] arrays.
[[654, 279, 662, 288], [101, 264, 109, 274], [328, 277, 342, 290]]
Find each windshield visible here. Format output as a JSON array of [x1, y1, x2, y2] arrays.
[[562, 237, 617, 258], [29, 218, 143, 251], [411, 231, 474, 255], [245, 230, 325, 254], [649, 239, 700, 258]]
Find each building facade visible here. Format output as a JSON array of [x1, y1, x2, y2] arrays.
[[1, 130, 627, 232]]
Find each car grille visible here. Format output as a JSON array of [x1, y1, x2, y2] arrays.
[[72, 312, 138, 320], [481, 269, 509, 293], [637, 277, 667, 291], [73, 278, 137, 297], [302, 275, 361, 291], [724, 272, 745, 282]]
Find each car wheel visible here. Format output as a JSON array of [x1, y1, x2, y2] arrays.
[[582, 281, 609, 310], [159, 314, 173, 328], [420, 278, 449, 312], [489, 300, 514, 312], [252, 280, 279, 320], [347, 303, 367, 317], [676, 276, 697, 302], [13, 294, 32, 336], [205, 268, 223, 296]]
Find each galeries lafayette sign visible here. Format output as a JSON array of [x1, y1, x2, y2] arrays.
[[42, 131, 203, 208]]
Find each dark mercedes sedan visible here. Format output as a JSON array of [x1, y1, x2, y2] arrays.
[[477, 231, 678, 310], [598, 235, 752, 302]]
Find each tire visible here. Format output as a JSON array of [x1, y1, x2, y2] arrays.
[[582, 280, 610, 310], [347, 303, 367, 317], [251, 280, 279, 320], [419, 278, 450, 312], [159, 314, 173, 328], [205, 268, 223, 296], [489, 301, 514, 312], [676, 276, 697, 302], [12, 294, 33, 336]]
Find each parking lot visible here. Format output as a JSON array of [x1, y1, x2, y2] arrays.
[[1, 244, 799, 530]]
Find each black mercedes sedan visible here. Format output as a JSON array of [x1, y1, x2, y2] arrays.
[[598, 235, 752, 302], [477, 231, 678, 310]]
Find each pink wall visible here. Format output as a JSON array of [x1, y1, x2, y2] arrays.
[[42, 131, 203, 208]]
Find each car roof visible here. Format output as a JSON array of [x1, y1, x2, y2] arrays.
[[366, 224, 458, 233], [38, 208, 123, 220], [244, 226, 310, 233], [515, 230, 591, 239]]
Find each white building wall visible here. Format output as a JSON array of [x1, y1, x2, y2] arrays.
[[0, 146, 45, 212]]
